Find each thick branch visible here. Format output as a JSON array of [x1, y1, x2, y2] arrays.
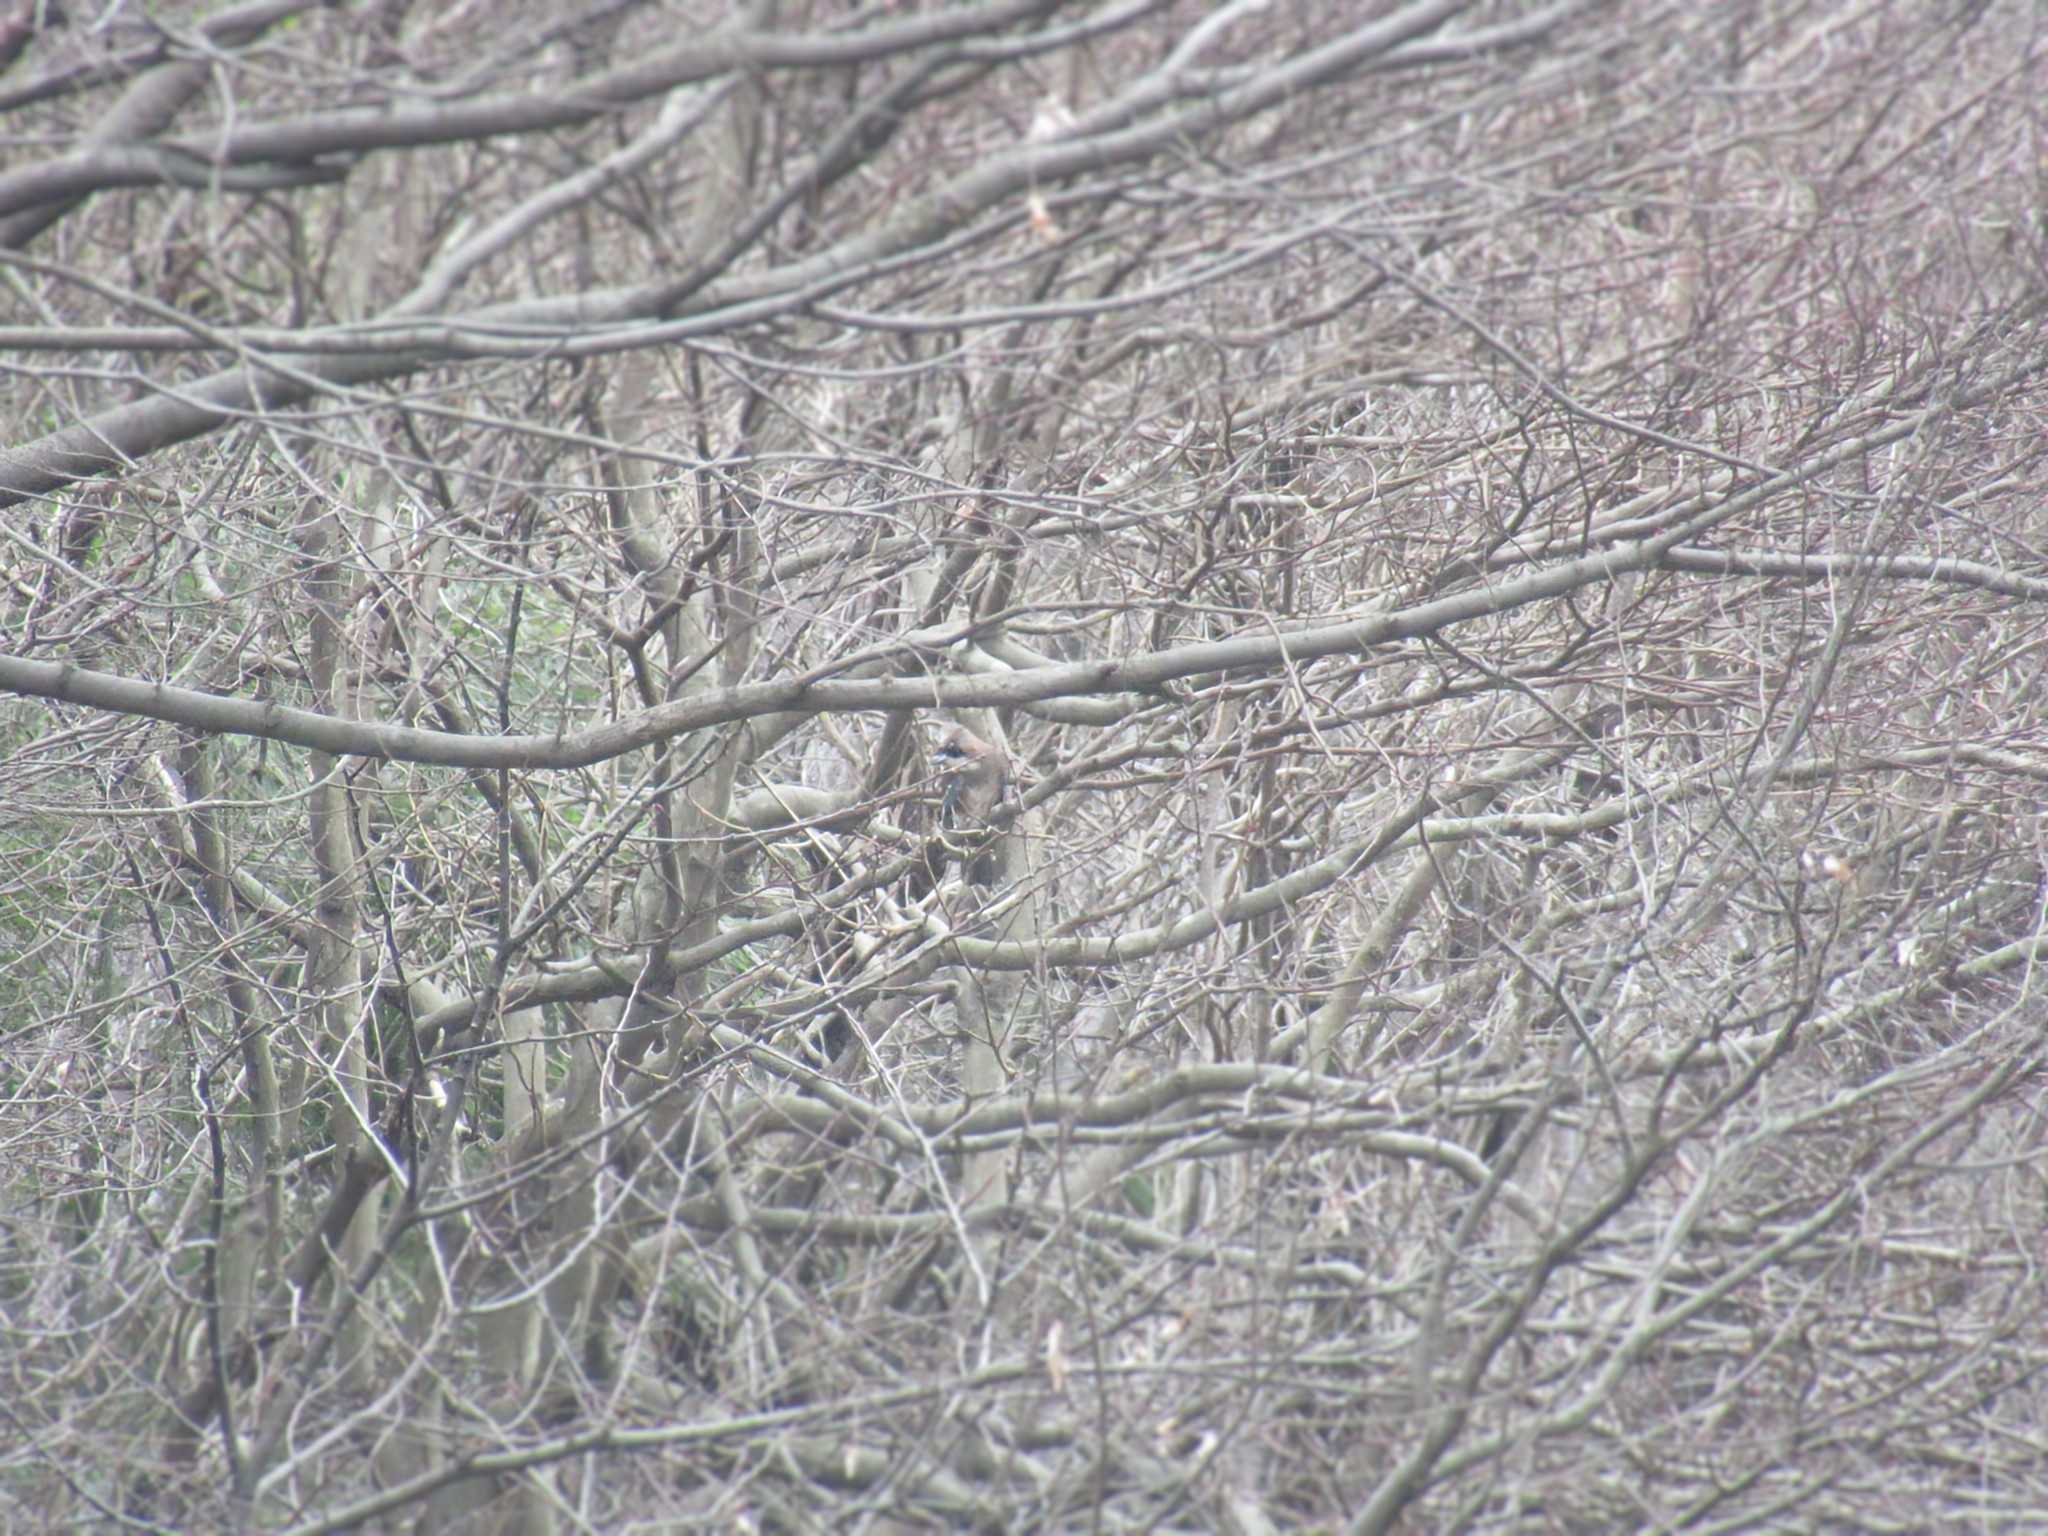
[[0, 0, 1572, 507]]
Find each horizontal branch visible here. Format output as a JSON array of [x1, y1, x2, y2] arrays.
[[0, 144, 348, 208], [1657, 545, 2048, 601], [270, 1363, 1033, 1536]]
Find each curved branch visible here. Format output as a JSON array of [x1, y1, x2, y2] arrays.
[[0, 0, 1575, 507], [0, 0, 1065, 223], [0, 381, 1987, 767]]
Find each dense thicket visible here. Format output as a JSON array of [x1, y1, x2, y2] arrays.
[[3, 2, 2046, 1530]]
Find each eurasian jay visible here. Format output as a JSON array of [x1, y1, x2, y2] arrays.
[[933, 725, 1007, 826], [931, 725, 1008, 886]]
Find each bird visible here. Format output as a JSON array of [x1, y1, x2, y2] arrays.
[[931, 725, 1008, 886], [933, 725, 1007, 826]]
